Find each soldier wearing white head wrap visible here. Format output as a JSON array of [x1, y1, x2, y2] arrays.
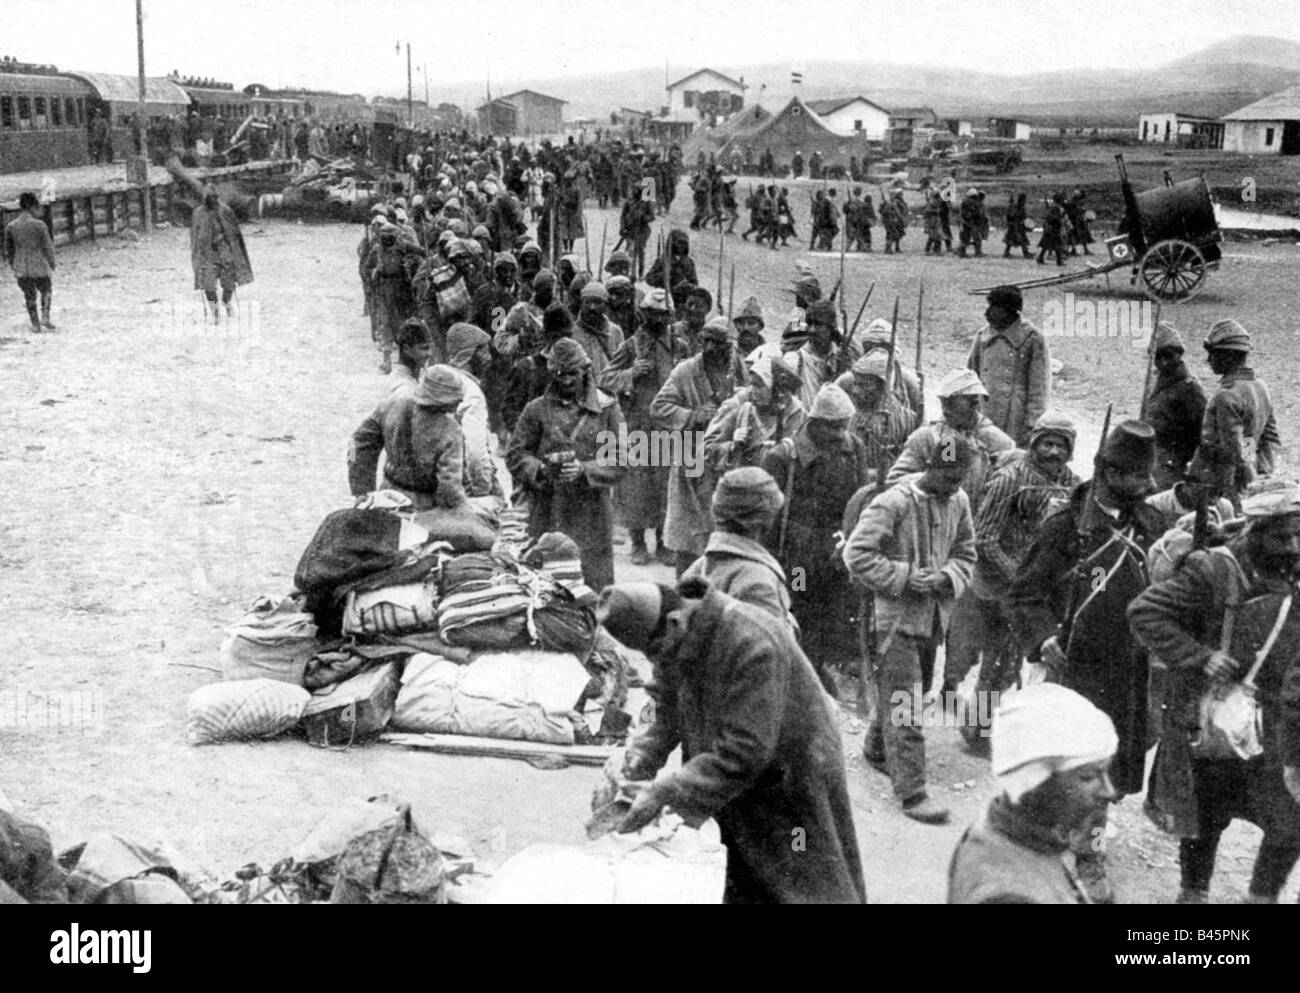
[[947, 684, 1118, 904]]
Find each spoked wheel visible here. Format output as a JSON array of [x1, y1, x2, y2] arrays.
[[1138, 238, 1208, 302]]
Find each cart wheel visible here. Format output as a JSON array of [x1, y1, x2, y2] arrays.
[[1139, 239, 1207, 302]]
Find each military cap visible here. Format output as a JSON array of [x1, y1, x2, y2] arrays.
[[936, 369, 989, 398], [789, 274, 822, 302], [548, 337, 592, 371], [1151, 321, 1184, 354], [604, 249, 631, 269], [1100, 420, 1155, 474], [580, 281, 609, 302], [851, 353, 890, 380], [532, 269, 557, 289], [640, 288, 671, 313], [1028, 410, 1077, 450], [809, 383, 855, 421], [736, 296, 765, 324], [1204, 319, 1251, 353], [702, 316, 735, 342], [986, 285, 1023, 313], [472, 224, 491, 239]]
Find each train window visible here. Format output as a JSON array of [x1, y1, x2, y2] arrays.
[[1, 96, 12, 129], [17, 96, 32, 130], [66, 98, 78, 126], [51, 97, 62, 126], [34, 97, 47, 129]]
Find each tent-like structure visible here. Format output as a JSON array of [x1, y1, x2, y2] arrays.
[[689, 97, 870, 173]]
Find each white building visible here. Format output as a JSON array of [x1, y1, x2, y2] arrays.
[[1221, 86, 1300, 155], [666, 68, 746, 124], [988, 117, 1033, 141], [1138, 112, 1223, 147], [805, 96, 890, 139]]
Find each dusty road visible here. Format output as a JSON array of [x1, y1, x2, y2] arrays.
[[1, 193, 1296, 902]]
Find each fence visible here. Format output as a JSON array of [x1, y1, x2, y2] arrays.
[[0, 160, 291, 247]]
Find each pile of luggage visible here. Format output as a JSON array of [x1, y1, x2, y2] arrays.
[[188, 496, 633, 751]]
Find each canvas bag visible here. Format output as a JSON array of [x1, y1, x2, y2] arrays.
[[220, 594, 319, 685], [1192, 556, 1292, 761]]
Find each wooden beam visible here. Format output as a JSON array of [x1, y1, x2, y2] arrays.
[[379, 732, 614, 767]]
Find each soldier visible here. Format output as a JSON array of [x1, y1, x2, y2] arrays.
[[502, 300, 570, 435], [595, 578, 867, 904], [672, 286, 713, 357], [1003, 192, 1032, 259], [791, 149, 805, 179], [720, 176, 740, 234], [880, 187, 907, 254], [966, 285, 1051, 448], [889, 369, 1015, 517], [835, 352, 918, 469], [1007, 419, 1165, 903], [850, 321, 924, 417], [680, 467, 795, 630], [741, 184, 769, 242], [923, 192, 944, 256], [600, 288, 690, 566], [506, 338, 626, 591], [944, 413, 1081, 739], [845, 434, 979, 825], [604, 275, 639, 340], [957, 188, 986, 258], [782, 301, 860, 410], [603, 248, 632, 281], [948, 684, 1119, 904], [704, 353, 806, 475], [1143, 322, 1207, 490], [1128, 481, 1300, 904], [652, 317, 747, 574], [1036, 192, 1069, 266], [4, 192, 56, 333], [367, 221, 420, 374], [571, 281, 625, 383], [733, 296, 767, 358], [494, 269, 555, 367], [644, 228, 698, 291], [348, 365, 469, 511], [1185, 320, 1280, 511], [764, 383, 870, 694], [1066, 189, 1093, 256]]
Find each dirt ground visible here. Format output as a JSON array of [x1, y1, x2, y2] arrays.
[[2, 182, 1297, 903]]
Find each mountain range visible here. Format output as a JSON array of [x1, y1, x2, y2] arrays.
[[417, 34, 1300, 127]]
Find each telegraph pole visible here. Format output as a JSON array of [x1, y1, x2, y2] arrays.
[[406, 43, 413, 128], [135, 0, 151, 230]]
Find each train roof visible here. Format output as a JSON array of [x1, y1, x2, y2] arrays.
[[0, 72, 92, 96], [182, 85, 251, 107], [64, 71, 190, 111]]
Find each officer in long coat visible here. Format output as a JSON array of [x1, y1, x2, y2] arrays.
[[1007, 420, 1165, 901], [1142, 322, 1206, 490], [764, 384, 870, 691], [597, 579, 867, 904], [652, 318, 747, 573], [600, 288, 691, 565], [507, 339, 626, 591]]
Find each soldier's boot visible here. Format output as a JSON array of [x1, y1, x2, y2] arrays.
[[1023, 248, 1033, 258], [902, 795, 950, 826], [654, 530, 674, 566], [39, 295, 56, 330], [1036, 250, 1047, 265], [629, 539, 651, 567], [1175, 887, 1209, 904], [378, 349, 392, 375], [1003, 246, 1013, 258], [957, 246, 967, 258], [974, 246, 984, 257]]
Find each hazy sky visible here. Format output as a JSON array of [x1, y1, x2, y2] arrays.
[[6, 0, 1297, 102]]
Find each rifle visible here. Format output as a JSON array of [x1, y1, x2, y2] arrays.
[[886, 296, 900, 397], [838, 222, 848, 327], [915, 283, 926, 423], [584, 207, 592, 273], [1138, 302, 1162, 421], [1061, 403, 1112, 655], [597, 220, 608, 275], [717, 221, 725, 316], [848, 282, 875, 342], [727, 262, 736, 321]]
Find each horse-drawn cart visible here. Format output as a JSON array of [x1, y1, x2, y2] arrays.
[[972, 154, 1222, 302]]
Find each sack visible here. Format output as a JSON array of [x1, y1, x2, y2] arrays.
[[437, 579, 538, 650], [533, 597, 598, 659], [1192, 590, 1291, 761], [187, 679, 311, 745], [439, 551, 517, 597], [330, 805, 446, 905], [341, 580, 440, 636], [299, 662, 402, 746], [294, 509, 407, 611], [392, 651, 590, 745], [412, 506, 496, 553], [1195, 683, 1263, 761], [220, 594, 318, 685]]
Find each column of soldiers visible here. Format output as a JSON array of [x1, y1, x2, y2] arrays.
[[346, 141, 1298, 903]]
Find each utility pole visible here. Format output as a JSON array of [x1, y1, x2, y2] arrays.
[[406, 42, 413, 128], [135, 0, 151, 231]]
